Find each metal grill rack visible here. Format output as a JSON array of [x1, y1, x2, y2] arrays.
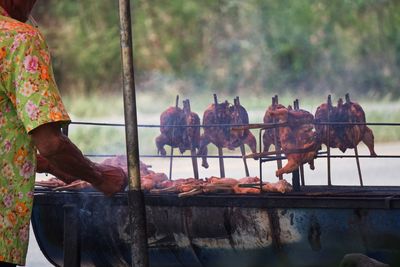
[[65, 113, 400, 192]]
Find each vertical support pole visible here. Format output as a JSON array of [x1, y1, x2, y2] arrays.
[[118, 1, 149, 267], [326, 95, 332, 186], [168, 147, 174, 180], [168, 96, 179, 180], [191, 148, 199, 179], [218, 147, 225, 178], [259, 129, 264, 190], [63, 204, 80, 267], [184, 99, 199, 179], [354, 146, 363, 186], [240, 144, 250, 177], [235, 96, 250, 177], [345, 93, 364, 186], [272, 96, 283, 180], [292, 169, 301, 192], [294, 99, 305, 186]]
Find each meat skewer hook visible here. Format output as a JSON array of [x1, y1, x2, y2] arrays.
[[235, 96, 250, 177], [326, 94, 332, 186], [272, 95, 283, 180], [294, 99, 305, 186]]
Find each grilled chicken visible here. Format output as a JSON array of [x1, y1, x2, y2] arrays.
[[198, 100, 257, 168], [315, 95, 376, 156], [269, 107, 318, 177], [155, 106, 187, 155], [156, 101, 201, 156]]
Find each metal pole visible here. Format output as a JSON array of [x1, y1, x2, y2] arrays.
[[63, 204, 80, 267], [118, 1, 149, 267]]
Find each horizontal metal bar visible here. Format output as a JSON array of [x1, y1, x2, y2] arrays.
[[84, 153, 400, 160], [260, 154, 400, 163], [69, 121, 400, 128], [33, 188, 400, 209], [84, 154, 245, 159], [138, 154, 244, 159]]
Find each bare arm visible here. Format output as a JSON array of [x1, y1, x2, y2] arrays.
[[36, 153, 78, 184], [31, 122, 126, 196]]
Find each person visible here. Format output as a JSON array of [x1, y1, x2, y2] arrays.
[[0, 0, 127, 266]]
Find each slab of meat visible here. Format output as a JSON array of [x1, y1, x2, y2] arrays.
[[269, 107, 318, 177], [100, 155, 153, 176], [36, 177, 68, 188], [198, 99, 257, 168], [233, 177, 261, 194], [315, 95, 376, 156], [262, 179, 293, 193]]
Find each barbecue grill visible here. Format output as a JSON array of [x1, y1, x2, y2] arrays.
[[32, 186, 400, 267], [31, 1, 400, 267], [32, 113, 400, 267]]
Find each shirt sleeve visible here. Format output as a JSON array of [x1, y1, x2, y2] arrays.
[[9, 28, 70, 133]]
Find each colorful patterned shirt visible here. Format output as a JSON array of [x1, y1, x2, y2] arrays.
[[0, 6, 70, 265]]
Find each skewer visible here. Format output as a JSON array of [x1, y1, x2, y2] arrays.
[[259, 129, 263, 190], [294, 99, 305, 186], [346, 93, 364, 186], [184, 99, 199, 179], [168, 95, 180, 180], [354, 146, 363, 186], [272, 96, 283, 180], [327, 95, 332, 186], [235, 96, 250, 177], [218, 146, 225, 178], [213, 94, 225, 177]]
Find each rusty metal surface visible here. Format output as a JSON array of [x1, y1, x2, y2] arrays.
[[32, 189, 400, 267], [118, 0, 149, 265]]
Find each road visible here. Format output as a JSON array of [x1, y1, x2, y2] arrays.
[[26, 142, 400, 266]]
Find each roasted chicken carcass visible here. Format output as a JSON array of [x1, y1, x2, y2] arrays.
[[314, 99, 341, 149], [156, 100, 201, 156], [198, 99, 257, 168], [155, 106, 187, 155], [315, 95, 376, 156], [269, 107, 318, 177]]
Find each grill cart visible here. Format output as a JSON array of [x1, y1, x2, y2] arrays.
[[31, 1, 400, 267]]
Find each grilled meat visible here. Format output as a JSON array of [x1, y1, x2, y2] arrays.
[[315, 96, 376, 156], [156, 103, 201, 156], [156, 106, 187, 155], [269, 107, 318, 177], [198, 100, 257, 168], [262, 179, 293, 193]]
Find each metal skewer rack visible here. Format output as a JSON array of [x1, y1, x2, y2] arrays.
[[65, 109, 400, 193]]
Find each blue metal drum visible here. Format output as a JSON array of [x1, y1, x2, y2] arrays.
[[32, 186, 400, 267]]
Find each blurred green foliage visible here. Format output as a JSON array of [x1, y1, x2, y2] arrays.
[[32, 0, 400, 97]]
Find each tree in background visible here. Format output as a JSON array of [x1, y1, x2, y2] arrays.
[[32, 0, 400, 97]]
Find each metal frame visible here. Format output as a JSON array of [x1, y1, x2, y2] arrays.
[[118, 0, 149, 266]]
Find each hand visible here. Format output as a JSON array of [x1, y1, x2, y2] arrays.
[[93, 163, 128, 196]]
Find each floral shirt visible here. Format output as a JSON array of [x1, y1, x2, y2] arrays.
[[0, 7, 70, 265]]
